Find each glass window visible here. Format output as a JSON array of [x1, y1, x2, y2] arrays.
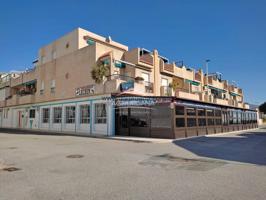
[[95, 103, 107, 124], [233, 111, 237, 124], [53, 107, 62, 123], [222, 111, 228, 125], [130, 108, 149, 127], [207, 118, 215, 126], [65, 106, 76, 124], [207, 109, 214, 116], [80, 105, 90, 124], [176, 118, 185, 127], [198, 118, 206, 126], [42, 108, 50, 123], [215, 109, 221, 117], [197, 108, 206, 116], [216, 118, 222, 125], [120, 108, 128, 128], [175, 106, 184, 115], [187, 118, 197, 127], [29, 110, 35, 118], [186, 107, 196, 116]]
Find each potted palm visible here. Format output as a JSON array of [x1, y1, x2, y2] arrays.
[[91, 61, 110, 84]]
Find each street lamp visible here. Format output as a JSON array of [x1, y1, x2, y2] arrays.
[[205, 59, 211, 95]]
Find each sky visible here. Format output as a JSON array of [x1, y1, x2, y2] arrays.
[[0, 0, 265, 104]]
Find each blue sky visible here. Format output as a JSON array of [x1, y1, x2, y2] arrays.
[[0, 0, 265, 104]]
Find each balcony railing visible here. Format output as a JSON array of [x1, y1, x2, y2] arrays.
[[160, 86, 172, 96], [139, 54, 154, 66], [107, 74, 154, 94], [144, 81, 153, 93]]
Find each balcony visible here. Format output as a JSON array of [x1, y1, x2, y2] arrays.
[[175, 66, 194, 80], [160, 60, 174, 75], [175, 90, 200, 101], [18, 94, 36, 105], [214, 98, 228, 106], [160, 86, 173, 96], [228, 99, 237, 107], [123, 48, 154, 69], [106, 74, 154, 95], [139, 54, 154, 66]]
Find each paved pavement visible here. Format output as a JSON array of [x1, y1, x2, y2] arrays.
[[0, 128, 266, 200]]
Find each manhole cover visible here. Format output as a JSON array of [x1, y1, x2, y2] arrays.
[[66, 154, 84, 159], [2, 167, 21, 172], [8, 147, 18, 149]]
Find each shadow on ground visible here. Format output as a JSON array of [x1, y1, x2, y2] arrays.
[[173, 129, 266, 166]]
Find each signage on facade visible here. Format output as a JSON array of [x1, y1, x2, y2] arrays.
[[75, 85, 95, 96], [120, 80, 134, 92], [172, 77, 184, 89]]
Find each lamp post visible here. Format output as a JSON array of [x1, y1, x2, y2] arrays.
[[205, 59, 210, 96]]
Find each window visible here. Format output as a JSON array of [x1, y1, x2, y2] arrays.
[[175, 106, 184, 115], [187, 118, 197, 127], [42, 108, 50, 123], [161, 78, 168, 87], [65, 106, 76, 124], [176, 118, 185, 127], [198, 109, 206, 116], [29, 110, 35, 118], [53, 107, 62, 123], [95, 103, 107, 124], [52, 50, 56, 60], [50, 80, 56, 94], [4, 109, 9, 118], [216, 118, 222, 125], [80, 105, 90, 124], [186, 107, 196, 116], [130, 108, 149, 127], [215, 109, 222, 117], [40, 81, 45, 95], [141, 72, 150, 82], [198, 118, 206, 126], [208, 118, 215, 126], [233, 111, 237, 124], [41, 56, 46, 64], [207, 109, 214, 116]]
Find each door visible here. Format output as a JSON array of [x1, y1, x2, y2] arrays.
[[18, 111, 22, 128], [116, 107, 151, 137], [116, 108, 130, 136]]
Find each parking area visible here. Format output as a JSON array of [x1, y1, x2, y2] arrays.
[[0, 128, 266, 200]]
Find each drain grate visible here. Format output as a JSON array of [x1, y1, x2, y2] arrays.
[[66, 154, 84, 159], [2, 167, 21, 172]]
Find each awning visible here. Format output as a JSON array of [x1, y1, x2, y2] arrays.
[[23, 80, 37, 86], [205, 85, 227, 93], [230, 92, 240, 96], [185, 79, 200, 86]]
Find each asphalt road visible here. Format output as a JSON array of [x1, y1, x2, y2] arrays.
[[0, 128, 266, 200]]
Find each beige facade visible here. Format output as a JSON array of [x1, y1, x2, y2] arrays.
[[0, 27, 249, 110]]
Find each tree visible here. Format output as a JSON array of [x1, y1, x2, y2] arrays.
[[259, 102, 266, 114], [91, 61, 110, 84]]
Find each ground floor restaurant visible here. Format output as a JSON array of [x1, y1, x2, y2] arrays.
[[115, 97, 258, 139], [0, 96, 258, 139]]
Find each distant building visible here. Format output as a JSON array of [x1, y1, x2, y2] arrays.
[[0, 28, 258, 138]]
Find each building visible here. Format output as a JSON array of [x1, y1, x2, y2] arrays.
[[0, 28, 258, 138]]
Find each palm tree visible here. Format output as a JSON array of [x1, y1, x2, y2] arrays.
[[91, 61, 110, 84]]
